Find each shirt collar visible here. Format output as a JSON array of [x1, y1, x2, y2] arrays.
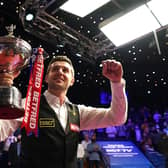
[[43, 90, 70, 107]]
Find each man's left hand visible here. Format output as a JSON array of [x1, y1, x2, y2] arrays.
[[102, 59, 123, 83]]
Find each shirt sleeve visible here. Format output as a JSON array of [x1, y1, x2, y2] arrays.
[[0, 99, 25, 141], [0, 119, 22, 141], [78, 79, 128, 130]]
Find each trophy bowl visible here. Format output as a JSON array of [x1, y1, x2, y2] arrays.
[[0, 36, 32, 119]]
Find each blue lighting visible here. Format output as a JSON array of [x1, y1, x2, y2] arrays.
[[100, 91, 112, 105]]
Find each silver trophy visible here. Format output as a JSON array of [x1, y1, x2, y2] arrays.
[[0, 24, 32, 119]]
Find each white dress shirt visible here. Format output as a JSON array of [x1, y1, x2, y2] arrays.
[[43, 90, 68, 130], [77, 143, 85, 159]]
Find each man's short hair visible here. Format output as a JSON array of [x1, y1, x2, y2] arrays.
[[46, 55, 74, 76]]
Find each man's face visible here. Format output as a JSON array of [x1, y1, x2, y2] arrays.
[[45, 61, 74, 91], [91, 134, 96, 142]]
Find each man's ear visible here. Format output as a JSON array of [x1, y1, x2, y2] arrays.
[[70, 77, 75, 86], [44, 75, 48, 83]]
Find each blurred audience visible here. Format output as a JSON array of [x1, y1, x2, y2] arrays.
[[105, 126, 117, 140], [1, 105, 168, 168]]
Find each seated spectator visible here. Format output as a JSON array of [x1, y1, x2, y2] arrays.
[[134, 124, 142, 145], [153, 110, 162, 125], [116, 125, 127, 140], [141, 136, 155, 153], [163, 124, 168, 136], [96, 128, 105, 140], [125, 118, 135, 140], [105, 126, 117, 140]]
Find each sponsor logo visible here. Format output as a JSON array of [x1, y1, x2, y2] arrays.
[[39, 118, 55, 127]]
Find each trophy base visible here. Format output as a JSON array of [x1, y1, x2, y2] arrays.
[[0, 106, 24, 119], [0, 86, 24, 119]]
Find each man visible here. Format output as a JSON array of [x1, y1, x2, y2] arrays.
[[8, 133, 22, 168], [1, 131, 17, 168], [0, 55, 127, 168], [87, 133, 101, 168], [77, 141, 85, 168]]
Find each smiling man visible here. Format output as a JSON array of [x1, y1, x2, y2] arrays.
[[0, 55, 128, 168]]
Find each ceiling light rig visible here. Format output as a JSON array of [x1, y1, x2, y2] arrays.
[[20, 12, 97, 62], [18, 0, 117, 61], [100, 0, 168, 52]]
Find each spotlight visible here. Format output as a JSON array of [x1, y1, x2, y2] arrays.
[[25, 9, 36, 22], [25, 13, 34, 21]]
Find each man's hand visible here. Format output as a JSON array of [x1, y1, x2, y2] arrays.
[[0, 71, 20, 86], [102, 59, 123, 83]]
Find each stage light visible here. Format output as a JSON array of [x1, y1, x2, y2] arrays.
[[147, 0, 168, 26], [24, 9, 36, 22], [25, 13, 34, 21], [60, 0, 110, 17], [99, 0, 168, 47]]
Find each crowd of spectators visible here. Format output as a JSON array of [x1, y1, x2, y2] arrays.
[[0, 105, 168, 168], [79, 105, 168, 168]]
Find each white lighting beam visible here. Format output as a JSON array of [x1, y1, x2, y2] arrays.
[[60, 0, 110, 17], [100, 4, 160, 46], [147, 0, 168, 26]]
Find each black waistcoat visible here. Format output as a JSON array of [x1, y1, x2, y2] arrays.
[[20, 95, 80, 168]]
